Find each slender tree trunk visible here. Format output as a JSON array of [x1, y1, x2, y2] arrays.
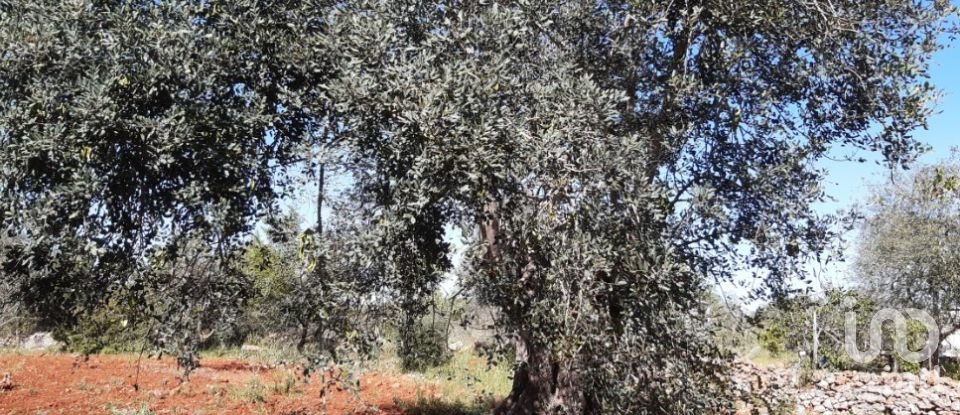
[[931, 342, 941, 375], [317, 162, 325, 238], [296, 318, 309, 352], [315, 161, 326, 277], [302, 161, 325, 354]]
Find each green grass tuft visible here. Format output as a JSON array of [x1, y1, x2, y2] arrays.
[[397, 348, 511, 414]]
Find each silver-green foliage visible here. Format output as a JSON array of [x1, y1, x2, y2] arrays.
[[314, 1, 954, 413], [0, 0, 954, 413], [0, 0, 322, 363]]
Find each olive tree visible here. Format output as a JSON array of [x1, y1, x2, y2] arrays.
[[315, 1, 954, 413], [0, 0, 955, 413], [856, 158, 960, 369], [0, 0, 325, 362], [241, 208, 393, 366]]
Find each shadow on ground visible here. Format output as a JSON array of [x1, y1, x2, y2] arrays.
[[392, 396, 499, 415]]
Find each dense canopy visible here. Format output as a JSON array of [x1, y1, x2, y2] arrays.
[[0, 1, 954, 413]]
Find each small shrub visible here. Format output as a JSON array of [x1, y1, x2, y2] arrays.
[[797, 361, 815, 387], [56, 300, 146, 355], [398, 320, 451, 372], [74, 380, 95, 392], [271, 373, 299, 395], [941, 358, 960, 380], [232, 379, 267, 403]]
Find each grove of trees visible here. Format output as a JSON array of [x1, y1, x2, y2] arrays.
[[0, 1, 955, 414], [856, 156, 960, 370], [751, 155, 960, 376]]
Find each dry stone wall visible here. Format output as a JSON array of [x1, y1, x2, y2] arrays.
[[732, 361, 960, 415], [799, 371, 960, 415]]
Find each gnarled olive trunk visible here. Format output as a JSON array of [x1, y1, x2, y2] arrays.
[[495, 334, 594, 415], [481, 199, 594, 414]]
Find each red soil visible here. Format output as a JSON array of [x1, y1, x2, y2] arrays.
[[0, 353, 430, 414]]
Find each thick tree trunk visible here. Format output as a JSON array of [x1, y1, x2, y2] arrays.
[[480, 197, 594, 414], [495, 335, 593, 415], [496, 339, 551, 414]]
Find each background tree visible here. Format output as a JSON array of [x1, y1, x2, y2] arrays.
[[856, 156, 960, 370], [240, 209, 388, 366], [240, 213, 303, 347], [750, 290, 898, 372], [0, 0, 322, 363], [703, 293, 753, 356]]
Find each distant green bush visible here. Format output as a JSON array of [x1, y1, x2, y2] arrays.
[[398, 319, 451, 372], [941, 358, 960, 380], [55, 300, 146, 355]]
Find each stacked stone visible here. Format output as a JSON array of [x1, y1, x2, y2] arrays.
[[731, 361, 799, 414], [730, 361, 960, 415], [798, 370, 960, 415]]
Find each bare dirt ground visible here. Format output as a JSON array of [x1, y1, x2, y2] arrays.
[[0, 353, 429, 414]]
